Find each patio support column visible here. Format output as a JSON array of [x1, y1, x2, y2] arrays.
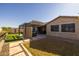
[[24, 24, 26, 39], [19, 26, 20, 35]]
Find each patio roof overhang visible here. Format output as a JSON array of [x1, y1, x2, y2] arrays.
[[19, 20, 45, 28]]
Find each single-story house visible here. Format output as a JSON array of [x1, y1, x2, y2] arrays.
[[19, 20, 46, 38], [19, 16, 79, 40], [46, 16, 79, 40]]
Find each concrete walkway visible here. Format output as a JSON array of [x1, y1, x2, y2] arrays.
[[0, 40, 28, 56], [32, 34, 46, 40], [9, 40, 26, 56]]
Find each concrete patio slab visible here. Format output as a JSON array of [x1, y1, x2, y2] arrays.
[[9, 40, 26, 56], [15, 51, 26, 56], [9, 45, 23, 56]]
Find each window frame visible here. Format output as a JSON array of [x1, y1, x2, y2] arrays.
[[61, 23, 75, 32], [51, 25, 59, 32]]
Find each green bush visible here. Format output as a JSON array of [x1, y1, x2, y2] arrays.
[[5, 33, 23, 42]]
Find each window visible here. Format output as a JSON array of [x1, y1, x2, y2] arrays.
[[51, 25, 59, 32], [61, 23, 75, 32]]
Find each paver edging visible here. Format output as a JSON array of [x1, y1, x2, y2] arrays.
[[19, 43, 32, 56]]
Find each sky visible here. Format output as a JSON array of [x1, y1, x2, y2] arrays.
[[0, 3, 79, 27]]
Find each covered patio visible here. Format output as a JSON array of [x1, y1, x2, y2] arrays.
[[19, 20, 46, 39]]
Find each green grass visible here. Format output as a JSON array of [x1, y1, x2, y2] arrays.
[[5, 33, 23, 42]]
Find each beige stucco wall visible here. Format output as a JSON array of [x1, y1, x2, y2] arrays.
[[46, 16, 79, 40], [23, 27, 32, 38], [11, 28, 18, 33], [11, 28, 24, 33]]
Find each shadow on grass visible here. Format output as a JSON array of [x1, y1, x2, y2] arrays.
[[30, 36, 79, 56]]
